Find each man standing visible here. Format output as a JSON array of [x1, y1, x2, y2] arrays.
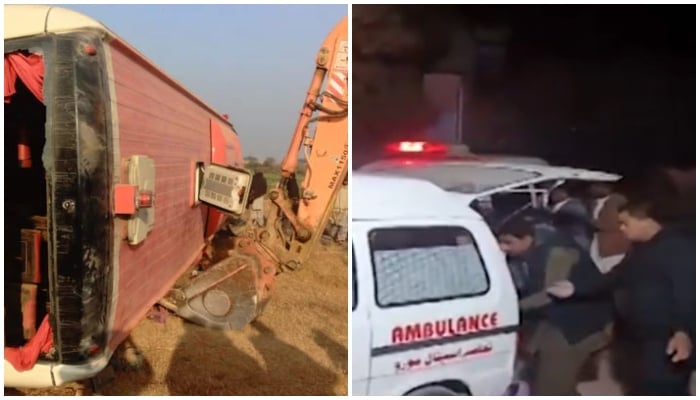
[[549, 183, 593, 250], [497, 218, 612, 395], [589, 183, 629, 273], [548, 198, 695, 395]]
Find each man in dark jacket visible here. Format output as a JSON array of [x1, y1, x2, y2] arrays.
[[548, 198, 695, 395], [498, 218, 612, 395], [549, 183, 594, 250]]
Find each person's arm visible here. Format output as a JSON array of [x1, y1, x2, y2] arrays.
[[576, 256, 626, 295], [663, 237, 695, 338], [659, 236, 696, 363], [547, 250, 629, 299], [519, 291, 551, 311], [519, 247, 576, 311]]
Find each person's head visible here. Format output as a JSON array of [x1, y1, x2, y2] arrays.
[[589, 182, 614, 198], [549, 185, 571, 204], [497, 218, 535, 257], [618, 199, 662, 242]]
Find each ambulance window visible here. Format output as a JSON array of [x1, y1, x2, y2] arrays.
[[369, 226, 489, 308]]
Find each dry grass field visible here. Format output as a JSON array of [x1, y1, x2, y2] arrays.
[[6, 242, 348, 396]]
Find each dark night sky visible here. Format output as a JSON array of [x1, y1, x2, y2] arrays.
[[442, 6, 694, 54], [353, 5, 696, 174]]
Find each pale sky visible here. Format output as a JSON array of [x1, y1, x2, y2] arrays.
[[60, 4, 347, 160]]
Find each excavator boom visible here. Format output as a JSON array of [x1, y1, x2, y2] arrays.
[[164, 16, 349, 330], [272, 16, 349, 267]]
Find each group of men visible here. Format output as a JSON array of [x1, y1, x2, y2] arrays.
[[498, 178, 695, 395]]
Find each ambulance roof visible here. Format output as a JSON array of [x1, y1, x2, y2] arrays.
[[352, 172, 482, 221], [360, 159, 620, 198]]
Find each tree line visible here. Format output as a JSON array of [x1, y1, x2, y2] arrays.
[[244, 156, 307, 176]]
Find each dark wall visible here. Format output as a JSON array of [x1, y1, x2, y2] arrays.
[[352, 5, 695, 172]]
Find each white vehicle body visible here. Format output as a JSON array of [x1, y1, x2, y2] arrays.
[[352, 173, 520, 396], [360, 151, 624, 396], [475, 154, 550, 166], [360, 159, 620, 221]]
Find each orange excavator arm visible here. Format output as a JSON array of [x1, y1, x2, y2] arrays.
[[163, 16, 348, 331], [263, 16, 348, 270]]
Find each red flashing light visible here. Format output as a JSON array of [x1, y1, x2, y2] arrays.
[[385, 141, 449, 155]]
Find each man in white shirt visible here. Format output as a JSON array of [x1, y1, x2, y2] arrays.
[[588, 183, 629, 273]]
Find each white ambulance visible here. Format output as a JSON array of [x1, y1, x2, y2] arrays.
[[356, 141, 623, 395], [351, 173, 521, 396]]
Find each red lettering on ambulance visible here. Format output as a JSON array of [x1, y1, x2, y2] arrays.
[[457, 317, 468, 333], [490, 312, 498, 327], [480, 313, 490, 329], [405, 324, 422, 342], [390, 312, 501, 345], [448, 319, 456, 335], [468, 315, 480, 331], [423, 322, 434, 339], [435, 320, 447, 337], [392, 327, 403, 344]]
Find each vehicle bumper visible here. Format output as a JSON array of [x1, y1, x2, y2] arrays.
[[4, 354, 110, 388]]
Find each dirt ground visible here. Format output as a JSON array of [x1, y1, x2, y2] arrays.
[[6, 242, 348, 396]]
